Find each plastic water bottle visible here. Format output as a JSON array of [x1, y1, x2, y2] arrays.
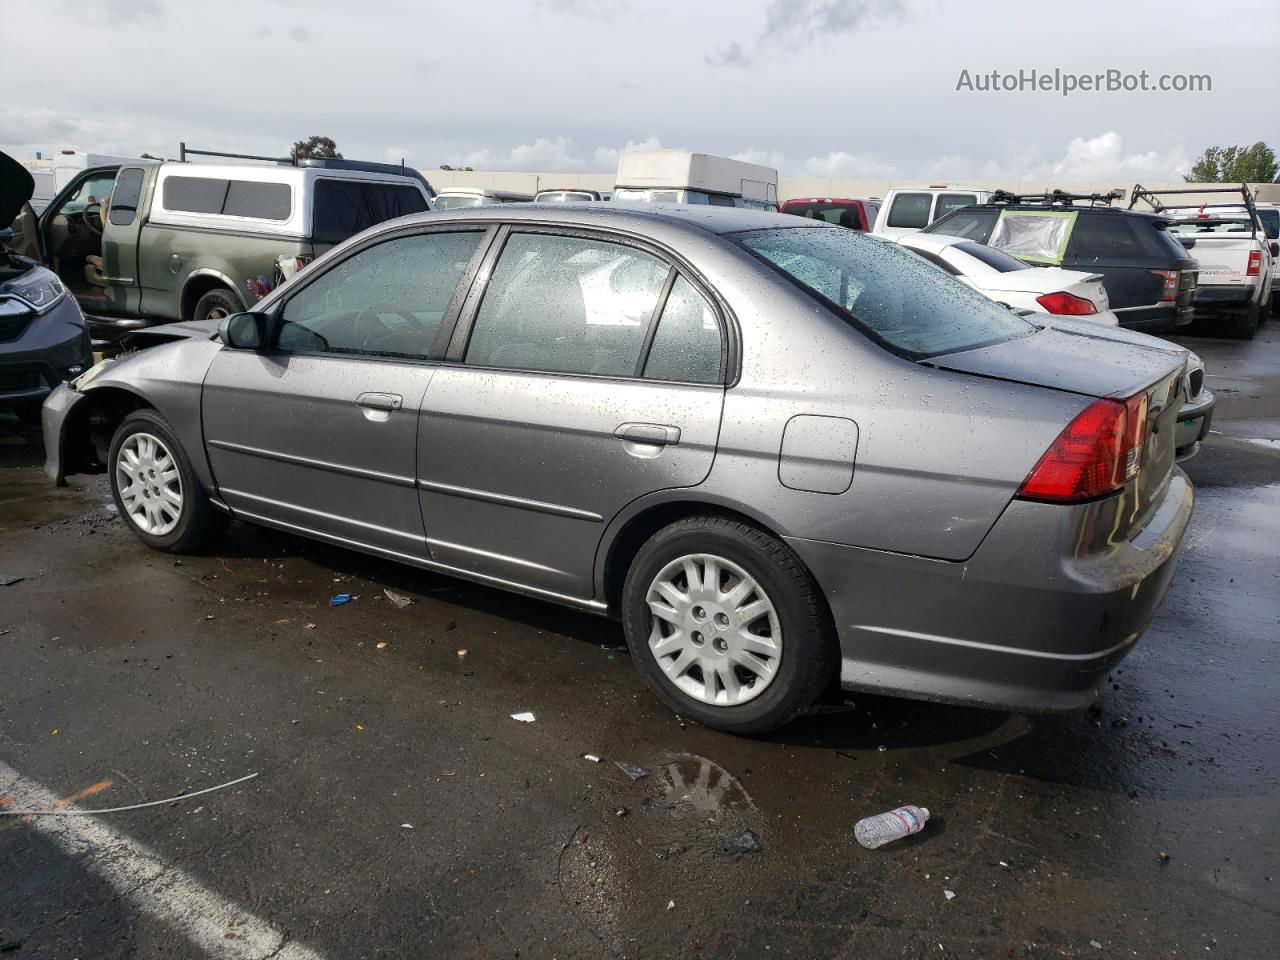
[[855, 805, 930, 849]]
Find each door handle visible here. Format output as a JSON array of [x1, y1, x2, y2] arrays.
[[614, 423, 681, 446], [356, 392, 403, 412]]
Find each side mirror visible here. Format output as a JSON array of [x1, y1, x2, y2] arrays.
[[218, 312, 271, 350], [1270, 241, 1279, 258]]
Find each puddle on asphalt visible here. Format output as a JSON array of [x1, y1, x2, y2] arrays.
[[658, 753, 757, 818]]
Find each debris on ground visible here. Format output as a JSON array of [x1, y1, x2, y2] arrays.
[[441, 768, 457, 777], [383, 588, 413, 609], [0, 772, 258, 816], [854, 805, 930, 849], [456, 648, 468, 658], [444, 621, 457, 631], [666, 900, 675, 911], [304, 623, 317, 630], [400, 823, 413, 829], [511, 711, 536, 723], [944, 890, 956, 901], [583, 754, 601, 762], [721, 829, 763, 854], [375, 642, 387, 650], [1159, 851, 1171, 863], [330, 593, 352, 607], [0, 575, 24, 586], [1090, 941, 1103, 950], [615, 806, 628, 817], [615, 761, 648, 780]]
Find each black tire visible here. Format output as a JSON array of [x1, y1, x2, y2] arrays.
[[1227, 301, 1260, 340], [108, 409, 226, 553], [192, 288, 242, 324], [621, 516, 838, 736]]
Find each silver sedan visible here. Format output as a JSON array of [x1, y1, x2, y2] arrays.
[[43, 204, 1195, 734]]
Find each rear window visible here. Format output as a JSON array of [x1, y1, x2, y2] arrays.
[[784, 202, 864, 229], [955, 241, 1027, 273], [886, 193, 932, 229], [927, 208, 997, 242], [162, 176, 292, 221], [935, 193, 977, 220], [732, 227, 1033, 359], [311, 179, 428, 245]]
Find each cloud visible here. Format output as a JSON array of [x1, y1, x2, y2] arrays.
[[731, 148, 786, 169], [451, 136, 589, 172], [538, 0, 627, 19], [288, 24, 310, 41], [764, 0, 906, 49], [706, 41, 752, 68], [592, 135, 664, 170], [801, 150, 904, 177], [63, 0, 164, 23]]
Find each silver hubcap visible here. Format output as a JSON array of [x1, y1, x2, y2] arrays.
[[645, 553, 782, 706], [116, 432, 183, 536]]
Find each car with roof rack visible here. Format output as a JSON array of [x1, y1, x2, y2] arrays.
[[1131, 184, 1276, 339], [42, 202, 1197, 735], [922, 189, 1197, 334]]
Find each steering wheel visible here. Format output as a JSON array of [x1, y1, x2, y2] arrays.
[[354, 303, 434, 349], [82, 200, 104, 236]]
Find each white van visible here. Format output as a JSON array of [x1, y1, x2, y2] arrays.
[[871, 185, 995, 238], [612, 149, 778, 210], [433, 188, 533, 210]]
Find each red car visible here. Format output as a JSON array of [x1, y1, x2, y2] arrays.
[[780, 197, 880, 231]]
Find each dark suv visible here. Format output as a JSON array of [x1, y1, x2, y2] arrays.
[[925, 194, 1197, 332]]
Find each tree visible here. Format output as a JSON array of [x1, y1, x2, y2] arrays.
[[1185, 142, 1278, 183], [439, 164, 474, 171], [292, 136, 342, 160]]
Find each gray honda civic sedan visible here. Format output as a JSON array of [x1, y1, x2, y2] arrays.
[[42, 204, 1195, 734]]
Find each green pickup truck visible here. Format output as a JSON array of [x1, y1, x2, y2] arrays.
[[3, 158, 432, 345]]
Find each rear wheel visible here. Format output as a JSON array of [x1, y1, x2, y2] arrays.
[[108, 409, 226, 552], [192, 288, 241, 325], [621, 516, 837, 735], [1227, 301, 1260, 340]]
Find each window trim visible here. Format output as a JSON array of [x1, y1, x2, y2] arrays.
[[440, 223, 734, 387], [266, 223, 498, 363]]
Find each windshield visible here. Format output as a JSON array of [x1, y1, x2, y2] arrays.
[[732, 227, 1033, 359], [434, 194, 483, 209]]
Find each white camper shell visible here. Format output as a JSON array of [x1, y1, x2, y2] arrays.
[[613, 150, 778, 210]]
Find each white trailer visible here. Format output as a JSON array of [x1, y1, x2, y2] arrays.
[[613, 149, 778, 210]]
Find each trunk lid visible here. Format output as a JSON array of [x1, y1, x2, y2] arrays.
[[928, 322, 1186, 537]]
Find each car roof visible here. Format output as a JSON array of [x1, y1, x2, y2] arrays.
[[390, 202, 820, 236]]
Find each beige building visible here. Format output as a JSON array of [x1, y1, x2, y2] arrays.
[[428, 168, 1280, 208]]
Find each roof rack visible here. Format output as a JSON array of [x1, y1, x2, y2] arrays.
[[989, 188, 1122, 208], [178, 143, 294, 164], [1129, 183, 1260, 235]]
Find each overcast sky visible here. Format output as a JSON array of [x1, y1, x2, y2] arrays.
[[3, 0, 1276, 180]]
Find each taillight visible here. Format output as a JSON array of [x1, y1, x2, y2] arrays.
[[1150, 269, 1179, 302], [1018, 393, 1149, 503], [1035, 291, 1097, 315], [1247, 251, 1262, 277]]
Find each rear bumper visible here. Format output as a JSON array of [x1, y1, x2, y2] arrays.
[[1193, 285, 1254, 307], [1174, 388, 1214, 459], [789, 469, 1194, 713], [1115, 303, 1192, 332]]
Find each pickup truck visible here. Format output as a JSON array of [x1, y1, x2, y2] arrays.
[[2, 156, 432, 346], [1131, 185, 1277, 338]]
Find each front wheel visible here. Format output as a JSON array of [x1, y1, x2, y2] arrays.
[[621, 516, 837, 736], [108, 409, 226, 552]]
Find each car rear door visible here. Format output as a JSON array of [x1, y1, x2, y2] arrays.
[[201, 227, 490, 557], [417, 226, 727, 605]]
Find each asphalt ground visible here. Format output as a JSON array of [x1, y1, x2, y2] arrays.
[[0, 322, 1276, 959]]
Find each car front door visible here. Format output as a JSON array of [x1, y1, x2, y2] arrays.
[[99, 166, 148, 315], [418, 228, 728, 605], [201, 227, 490, 558]]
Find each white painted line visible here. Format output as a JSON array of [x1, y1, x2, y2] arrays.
[[0, 760, 326, 960]]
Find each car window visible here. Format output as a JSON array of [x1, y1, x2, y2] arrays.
[[223, 180, 292, 220], [276, 231, 483, 359], [927, 208, 997, 243], [644, 276, 723, 384], [886, 193, 932, 229], [733, 227, 1033, 359], [311, 180, 428, 245], [1068, 214, 1139, 259], [108, 168, 145, 226], [60, 172, 118, 215], [433, 194, 483, 209], [935, 193, 977, 220], [955, 241, 1027, 273], [784, 202, 863, 229], [465, 233, 671, 377]]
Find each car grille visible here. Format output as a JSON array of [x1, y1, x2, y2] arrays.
[[0, 313, 34, 342], [0, 369, 42, 391]]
